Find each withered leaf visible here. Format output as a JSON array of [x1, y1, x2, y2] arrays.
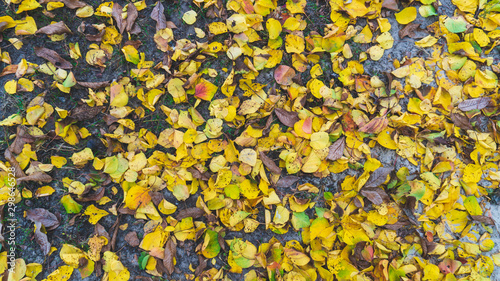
[[259, 151, 281, 174], [85, 30, 105, 42], [70, 105, 103, 121], [124, 232, 140, 247], [26, 208, 60, 230], [77, 81, 110, 89], [382, 0, 399, 11], [150, 2, 167, 31], [195, 257, 207, 277], [399, 23, 425, 39], [39, 0, 86, 9], [458, 97, 491, 111], [163, 237, 176, 275], [4, 149, 26, 178], [112, 3, 126, 34], [176, 208, 204, 220], [275, 108, 299, 127], [365, 167, 393, 188], [34, 222, 51, 256], [75, 187, 105, 202], [327, 137, 345, 161], [360, 187, 391, 205], [35, 21, 72, 35], [34, 47, 72, 69], [10, 126, 37, 155], [358, 117, 388, 134], [126, 3, 139, 32], [451, 112, 472, 130], [471, 215, 495, 225], [17, 172, 53, 184], [276, 175, 299, 188]]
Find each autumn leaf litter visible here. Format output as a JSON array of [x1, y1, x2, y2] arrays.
[[2, 0, 500, 280]]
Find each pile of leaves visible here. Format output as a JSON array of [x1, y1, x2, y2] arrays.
[[1, 0, 500, 280]]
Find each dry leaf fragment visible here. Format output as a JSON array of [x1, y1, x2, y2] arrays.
[[26, 208, 60, 230], [77, 81, 110, 89], [382, 0, 399, 11], [34, 47, 72, 69], [163, 237, 176, 275], [364, 167, 393, 188], [360, 187, 391, 205], [4, 149, 26, 178], [276, 175, 299, 188], [358, 117, 388, 134], [150, 2, 167, 31], [327, 137, 345, 161], [126, 3, 138, 32], [124, 232, 140, 247], [275, 108, 299, 127], [34, 221, 51, 256], [176, 207, 204, 220], [471, 215, 495, 225], [35, 21, 72, 35], [17, 171, 53, 183], [451, 112, 472, 130], [259, 151, 281, 174], [457, 97, 491, 111], [398, 23, 425, 39], [70, 105, 103, 121], [112, 3, 125, 34]]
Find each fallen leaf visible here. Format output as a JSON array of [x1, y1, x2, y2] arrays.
[[259, 151, 281, 174], [327, 137, 345, 161], [163, 237, 176, 275], [150, 2, 167, 31], [365, 167, 393, 188], [360, 187, 391, 205], [274, 65, 296, 85], [458, 97, 491, 111], [26, 208, 60, 230], [275, 108, 299, 127], [125, 232, 140, 247], [276, 175, 299, 188], [34, 47, 72, 69], [17, 171, 53, 183], [35, 21, 72, 35]]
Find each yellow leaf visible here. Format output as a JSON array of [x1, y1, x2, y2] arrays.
[[84, 204, 109, 224], [16, 0, 41, 14], [182, 10, 197, 25], [395, 7, 417, 25]]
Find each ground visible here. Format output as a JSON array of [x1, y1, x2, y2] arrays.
[[1, 0, 500, 280]]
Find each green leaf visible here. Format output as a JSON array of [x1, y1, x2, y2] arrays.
[[444, 17, 467, 33], [60, 195, 82, 214], [291, 212, 310, 230], [419, 5, 437, 17], [201, 229, 220, 258], [464, 196, 482, 216]]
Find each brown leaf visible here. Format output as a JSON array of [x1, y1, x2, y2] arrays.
[[451, 112, 472, 130], [17, 172, 53, 183], [360, 187, 391, 205], [458, 97, 491, 111], [176, 208, 204, 220], [438, 259, 462, 274], [34, 222, 51, 255], [124, 232, 140, 247], [471, 215, 495, 225], [399, 23, 425, 39], [275, 108, 299, 127], [70, 105, 103, 121], [382, 0, 398, 11], [274, 65, 296, 85], [276, 175, 299, 188], [34, 47, 72, 69], [259, 151, 281, 174], [194, 257, 207, 277], [77, 81, 110, 89], [327, 137, 345, 161], [35, 21, 72, 35], [4, 149, 26, 178], [39, 0, 86, 9], [163, 237, 176, 275], [150, 2, 167, 31], [0, 65, 18, 77], [364, 167, 393, 188], [112, 3, 125, 34], [9, 126, 37, 155], [26, 208, 60, 230], [358, 117, 388, 134], [85, 30, 105, 42], [126, 3, 139, 32], [75, 187, 105, 202]]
